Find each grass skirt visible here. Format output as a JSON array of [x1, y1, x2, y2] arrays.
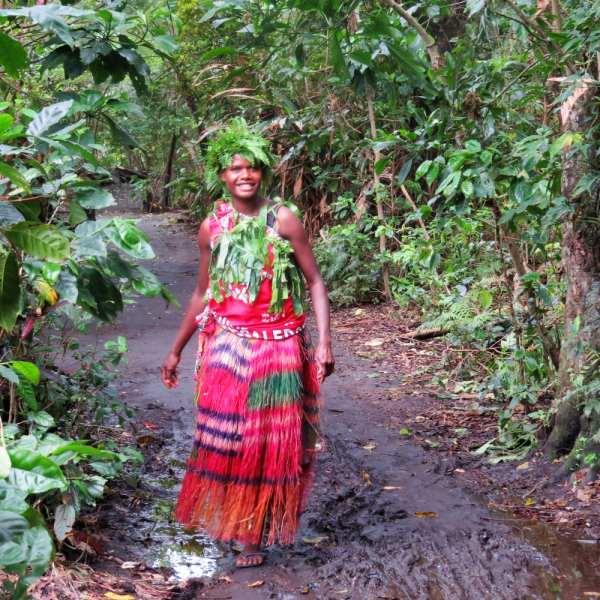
[[174, 326, 322, 546]]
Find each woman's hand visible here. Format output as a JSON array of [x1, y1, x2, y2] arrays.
[[315, 341, 335, 383], [161, 351, 181, 388]]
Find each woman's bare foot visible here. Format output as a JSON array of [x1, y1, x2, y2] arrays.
[[236, 542, 264, 567]]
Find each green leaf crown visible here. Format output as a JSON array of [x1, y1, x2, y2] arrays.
[[204, 118, 276, 194]]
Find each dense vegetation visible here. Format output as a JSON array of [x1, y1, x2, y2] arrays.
[[0, 0, 599, 594]]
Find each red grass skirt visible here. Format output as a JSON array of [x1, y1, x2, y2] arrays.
[[174, 326, 322, 546]]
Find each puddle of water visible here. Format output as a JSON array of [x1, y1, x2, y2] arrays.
[[475, 494, 600, 599], [521, 521, 600, 599], [147, 476, 181, 490], [150, 523, 219, 581], [142, 498, 220, 581]]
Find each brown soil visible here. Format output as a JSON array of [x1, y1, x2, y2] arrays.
[[30, 186, 600, 600]]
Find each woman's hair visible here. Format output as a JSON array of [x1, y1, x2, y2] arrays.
[[205, 118, 276, 194]]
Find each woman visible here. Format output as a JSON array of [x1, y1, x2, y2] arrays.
[[161, 119, 334, 568]]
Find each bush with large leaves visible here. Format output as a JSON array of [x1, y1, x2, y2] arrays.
[[0, 1, 181, 595]]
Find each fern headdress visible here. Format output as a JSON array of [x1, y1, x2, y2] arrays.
[[204, 118, 276, 194]]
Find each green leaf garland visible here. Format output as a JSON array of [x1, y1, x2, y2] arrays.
[[208, 206, 306, 316]]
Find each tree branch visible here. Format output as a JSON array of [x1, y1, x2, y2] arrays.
[[380, 0, 444, 72], [500, 0, 575, 75]]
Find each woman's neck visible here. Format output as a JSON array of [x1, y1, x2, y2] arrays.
[[230, 195, 269, 216]]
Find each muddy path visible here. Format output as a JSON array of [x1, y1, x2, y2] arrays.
[[78, 188, 600, 600]]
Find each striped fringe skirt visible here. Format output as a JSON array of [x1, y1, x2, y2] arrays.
[[174, 325, 322, 546]]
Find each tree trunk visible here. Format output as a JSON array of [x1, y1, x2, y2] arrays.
[[162, 131, 178, 209], [542, 87, 600, 474], [366, 86, 392, 302]]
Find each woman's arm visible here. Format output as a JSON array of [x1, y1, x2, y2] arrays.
[[161, 218, 212, 388], [276, 207, 334, 383]]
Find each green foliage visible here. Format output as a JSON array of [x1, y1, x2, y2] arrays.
[[0, 1, 181, 592], [209, 204, 306, 315], [204, 118, 276, 194]]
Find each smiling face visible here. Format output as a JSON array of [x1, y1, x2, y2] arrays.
[[219, 154, 263, 201]]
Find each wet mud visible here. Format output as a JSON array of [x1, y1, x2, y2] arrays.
[[83, 188, 600, 600]]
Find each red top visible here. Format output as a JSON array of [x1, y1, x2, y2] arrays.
[[198, 202, 306, 341]]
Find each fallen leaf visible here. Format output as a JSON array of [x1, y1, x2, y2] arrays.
[[363, 443, 378, 451], [143, 421, 160, 430], [584, 593, 600, 598], [516, 462, 530, 470], [302, 536, 329, 544], [364, 338, 390, 347], [104, 594, 135, 600], [525, 498, 534, 506], [415, 512, 437, 517], [382, 486, 402, 490], [355, 308, 363, 316], [136, 435, 157, 447], [247, 581, 264, 588], [454, 469, 465, 473], [362, 471, 373, 487], [577, 487, 595, 502], [301, 590, 310, 595], [333, 591, 348, 594], [120, 562, 140, 569], [415, 415, 426, 421], [219, 575, 234, 583]]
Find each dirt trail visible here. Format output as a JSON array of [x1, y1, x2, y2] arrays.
[[81, 188, 600, 600]]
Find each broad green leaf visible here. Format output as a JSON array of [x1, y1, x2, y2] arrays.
[[461, 180, 474, 199], [426, 163, 440, 186], [396, 159, 412, 185], [42, 262, 61, 284], [0, 190, 27, 221], [4, 223, 70, 263], [465, 140, 481, 153], [17, 379, 37, 411], [0, 31, 28, 77], [0, 162, 31, 193], [26, 100, 73, 140], [160, 285, 180, 309], [479, 289, 493, 309], [154, 34, 178, 54], [7, 449, 67, 494], [0, 366, 19, 384], [104, 115, 143, 150], [52, 443, 118, 460], [28, 411, 54, 428], [329, 31, 345, 75], [132, 266, 162, 297], [386, 42, 426, 79], [72, 235, 106, 258], [374, 157, 391, 176], [0, 480, 28, 513], [0, 540, 26, 567], [29, 7, 73, 47], [0, 511, 29, 543], [415, 160, 432, 180], [21, 524, 54, 571], [549, 132, 581, 159], [10, 362, 39, 385], [54, 504, 75, 542], [200, 46, 236, 62], [76, 188, 116, 210], [119, 48, 150, 74], [0, 250, 20, 331], [0, 113, 14, 137], [104, 222, 154, 259], [295, 43, 305, 68], [0, 447, 10, 479]]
